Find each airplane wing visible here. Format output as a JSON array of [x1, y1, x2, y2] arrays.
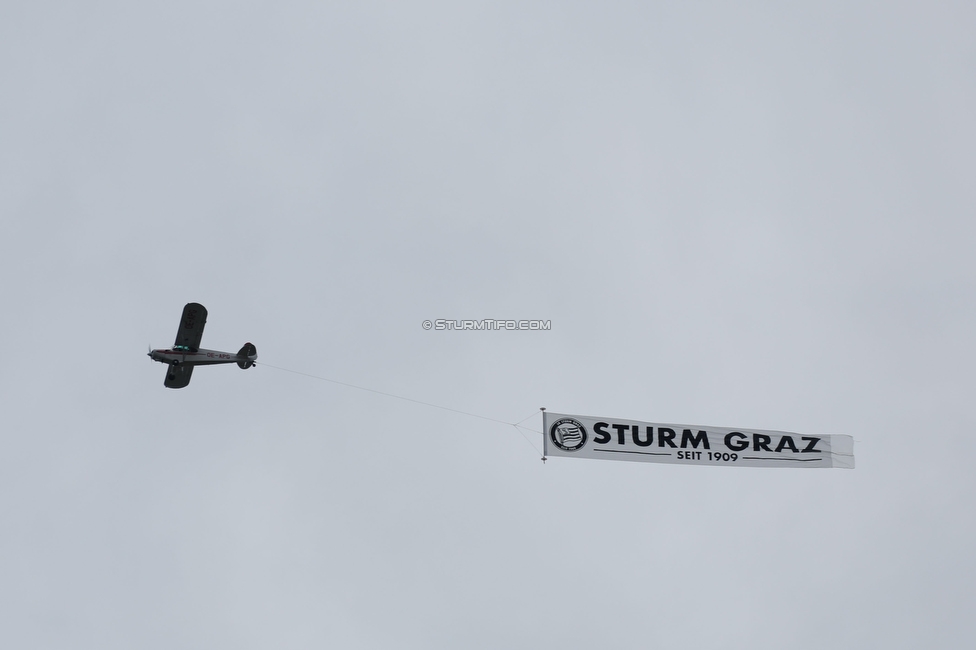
[[174, 303, 207, 351], [164, 364, 194, 389]]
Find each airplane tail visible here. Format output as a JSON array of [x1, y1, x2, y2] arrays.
[[236, 342, 257, 369]]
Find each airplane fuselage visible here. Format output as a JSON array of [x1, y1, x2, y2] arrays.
[[151, 303, 257, 388], [150, 348, 251, 367]]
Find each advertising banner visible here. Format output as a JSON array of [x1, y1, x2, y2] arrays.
[[544, 412, 854, 469]]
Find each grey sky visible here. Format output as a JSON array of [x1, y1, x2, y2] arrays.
[[1, 2, 974, 648]]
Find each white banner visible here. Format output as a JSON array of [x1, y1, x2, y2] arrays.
[[543, 412, 854, 469]]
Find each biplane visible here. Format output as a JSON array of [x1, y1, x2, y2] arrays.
[[148, 303, 257, 388]]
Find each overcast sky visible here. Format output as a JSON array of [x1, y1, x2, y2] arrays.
[[2, 2, 974, 648]]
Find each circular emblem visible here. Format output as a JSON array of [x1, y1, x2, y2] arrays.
[[550, 418, 587, 452]]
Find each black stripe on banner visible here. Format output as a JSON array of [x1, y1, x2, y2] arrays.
[[593, 449, 672, 457], [741, 457, 823, 462]]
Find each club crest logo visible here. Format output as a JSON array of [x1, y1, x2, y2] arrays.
[[550, 418, 587, 452]]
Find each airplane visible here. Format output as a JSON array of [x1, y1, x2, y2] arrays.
[[148, 302, 257, 388]]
